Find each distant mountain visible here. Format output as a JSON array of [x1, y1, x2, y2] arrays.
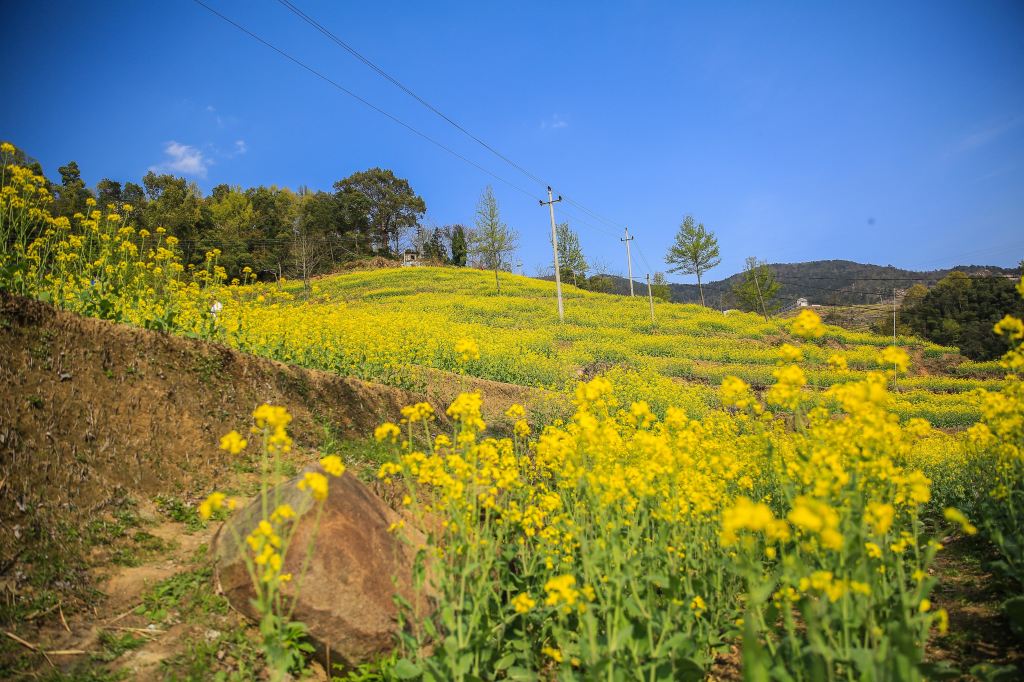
[[575, 260, 1021, 308]]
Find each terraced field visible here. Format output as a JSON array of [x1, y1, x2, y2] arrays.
[[217, 266, 991, 427]]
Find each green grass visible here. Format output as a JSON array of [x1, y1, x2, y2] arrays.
[[136, 563, 228, 624], [160, 626, 263, 682], [93, 631, 147, 663]]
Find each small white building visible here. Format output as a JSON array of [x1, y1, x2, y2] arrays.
[[402, 250, 421, 267], [796, 297, 809, 308]]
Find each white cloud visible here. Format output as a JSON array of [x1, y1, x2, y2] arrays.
[[234, 139, 247, 155], [150, 141, 211, 178], [541, 114, 569, 130]]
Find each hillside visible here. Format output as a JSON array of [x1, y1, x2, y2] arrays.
[[0, 291, 545, 678], [202, 266, 1000, 428], [585, 260, 1021, 307], [3, 269, 1022, 679]]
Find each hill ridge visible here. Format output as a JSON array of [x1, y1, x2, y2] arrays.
[[577, 259, 1021, 307]]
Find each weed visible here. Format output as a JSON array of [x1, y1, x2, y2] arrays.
[[39, 666, 129, 682], [136, 565, 228, 624], [332, 652, 398, 681], [161, 625, 263, 682], [155, 496, 204, 532], [93, 631, 146, 663], [320, 429, 392, 482]]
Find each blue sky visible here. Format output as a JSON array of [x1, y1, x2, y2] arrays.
[[2, 1, 1023, 282]]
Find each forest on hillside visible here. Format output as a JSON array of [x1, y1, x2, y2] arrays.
[[592, 260, 1021, 309]]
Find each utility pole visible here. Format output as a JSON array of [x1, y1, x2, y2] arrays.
[[893, 287, 898, 391], [540, 186, 565, 322], [646, 273, 655, 323], [621, 228, 635, 296]]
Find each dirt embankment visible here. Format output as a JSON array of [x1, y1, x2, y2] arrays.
[[0, 294, 562, 677], [0, 295, 424, 598], [0, 293, 428, 504]]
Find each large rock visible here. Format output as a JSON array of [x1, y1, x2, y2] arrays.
[[213, 470, 432, 670]]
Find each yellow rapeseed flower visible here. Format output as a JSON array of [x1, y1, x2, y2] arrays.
[[455, 338, 480, 362], [511, 592, 536, 614], [943, 507, 978, 535], [319, 454, 346, 477], [792, 309, 826, 339], [879, 346, 910, 373], [219, 430, 247, 455], [375, 422, 401, 442], [297, 471, 329, 501]]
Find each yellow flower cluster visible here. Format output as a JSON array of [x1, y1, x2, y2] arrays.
[[372, 331, 994, 678]]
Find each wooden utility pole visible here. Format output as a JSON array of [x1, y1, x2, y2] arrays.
[[540, 186, 565, 322], [621, 228, 635, 296], [647, 273, 655, 323], [893, 287, 898, 391]]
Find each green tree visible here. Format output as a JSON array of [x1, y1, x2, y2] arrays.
[[142, 172, 207, 263], [422, 228, 448, 263], [902, 273, 1024, 360], [54, 161, 93, 218], [665, 215, 720, 306], [247, 185, 299, 276], [122, 182, 146, 213], [556, 222, 588, 287], [207, 185, 257, 279], [95, 178, 123, 208], [449, 224, 468, 266], [732, 256, 781, 319], [471, 186, 518, 293], [584, 275, 616, 294], [650, 272, 671, 301], [333, 168, 425, 256]]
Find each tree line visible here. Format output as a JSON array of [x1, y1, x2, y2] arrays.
[[897, 270, 1024, 360], [3, 144, 541, 286]]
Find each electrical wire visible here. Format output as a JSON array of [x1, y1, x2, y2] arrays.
[[191, 0, 540, 204], [277, 1, 633, 237]]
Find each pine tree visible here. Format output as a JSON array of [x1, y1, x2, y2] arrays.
[[450, 225, 468, 266]]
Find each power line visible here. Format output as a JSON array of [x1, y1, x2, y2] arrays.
[[191, 0, 540, 203], [275, 0, 549, 191], [276, 0, 633, 238], [194, 0, 636, 271]]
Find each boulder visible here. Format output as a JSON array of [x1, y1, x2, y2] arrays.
[[213, 471, 432, 670]]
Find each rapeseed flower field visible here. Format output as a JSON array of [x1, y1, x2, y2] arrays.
[[217, 265, 989, 428], [4, 147, 1024, 679]]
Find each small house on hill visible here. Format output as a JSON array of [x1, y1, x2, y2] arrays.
[[402, 250, 421, 267], [796, 297, 809, 308]]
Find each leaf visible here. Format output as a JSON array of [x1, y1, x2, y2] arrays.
[[1003, 595, 1024, 636], [647, 572, 669, 589], [969, 662, 1022, 682], [494, 653, 516, 671], [392, 658, 422, 680], [612, 623, 634, 652], [421, 617, 437, 638], [455, 651, 474, 676], [674, 658, 706, 682], [917, 662, 962, 680]]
